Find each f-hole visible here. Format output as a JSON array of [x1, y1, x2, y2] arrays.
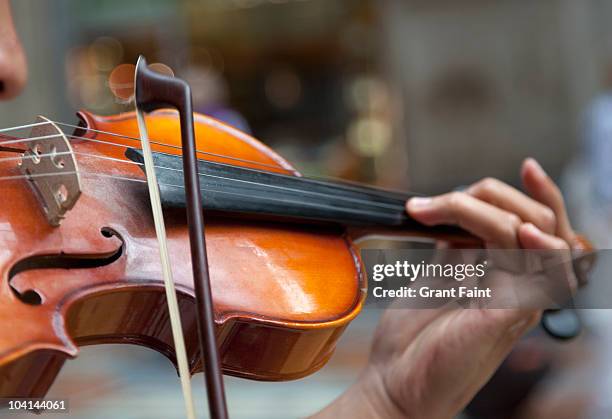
[[8, 227, 124, 305]]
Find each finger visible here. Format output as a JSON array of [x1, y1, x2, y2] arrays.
[[518, 222, 569, 250], [518, 223, 577, 297], [467, 177, 556, 234], [521, 158, 575, 243], [406, 192, 521, 248]]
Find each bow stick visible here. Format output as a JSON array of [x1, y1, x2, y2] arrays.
[[134, 56, 229, 419]]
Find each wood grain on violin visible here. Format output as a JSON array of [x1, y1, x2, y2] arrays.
[[0, 111, 366, 398]]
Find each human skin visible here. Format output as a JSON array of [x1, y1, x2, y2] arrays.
[[0, 0, 27, 100], [312, 159, 577, 419]]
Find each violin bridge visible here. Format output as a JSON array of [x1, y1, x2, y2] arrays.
[[19, 116, 82, 227]]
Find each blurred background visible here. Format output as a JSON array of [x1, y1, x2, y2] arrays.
[[3, 0, 612, 418]]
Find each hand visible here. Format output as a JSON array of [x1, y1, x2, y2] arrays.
[[312, 158, 577, 419]]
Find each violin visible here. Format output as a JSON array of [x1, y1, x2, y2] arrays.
[[0, 59, 592, 416]]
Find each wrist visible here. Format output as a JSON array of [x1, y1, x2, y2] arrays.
[[339, 364, 460, 419], [358, 366, 409, 419], [310, 366, 408, 419]]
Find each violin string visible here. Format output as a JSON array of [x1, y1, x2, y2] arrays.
[[0, 120, 295, 174], [0, 160, 405, 220], [0, 132, 137, 154], [1, 120, 413, 200], [54, 120, 296, 174], [0, 121, 48, 133], [0, 167, 404, 221], [0, 169, 148, 184], [0, 131, 136, 149], [76, 152, 406, 211], [6, 132, 295, 176], [0, 150, 70, 163], [65, 132, 314, 191], [0, 148, 406, 211], [0, 133, 66, 146]]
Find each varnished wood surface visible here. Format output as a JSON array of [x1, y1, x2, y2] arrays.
[[0, 110, 365, 398]]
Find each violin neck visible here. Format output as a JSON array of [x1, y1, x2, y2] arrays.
[[125, 148, 458, 236]]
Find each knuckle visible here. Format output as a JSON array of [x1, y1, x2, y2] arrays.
[[473, 177, 499, 197], [539, 207, 557, 232], [501, 214, 521, 242], [507, 213, 522, 229], [447, 191, 467, 211], [503, 226, 519, 243]]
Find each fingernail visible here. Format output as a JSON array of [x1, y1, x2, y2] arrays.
[[407, 197, 432, 210], [527, 158, 547, 180]]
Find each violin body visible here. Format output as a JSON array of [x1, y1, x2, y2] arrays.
[[0, 110, 365, 398]]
